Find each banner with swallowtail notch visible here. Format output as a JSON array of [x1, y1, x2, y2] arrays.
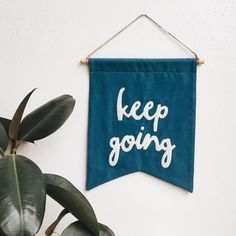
[[87, 58, 197, 192]]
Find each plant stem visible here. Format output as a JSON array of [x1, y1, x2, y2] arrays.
[[45, 209, 69, 236], [10, 140, 17, 154], [0, 149, 3, 158]]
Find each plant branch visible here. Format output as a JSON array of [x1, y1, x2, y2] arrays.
[[45, 209, 69, 236], [10, 140, 17, 154], [0, 148, 4, 157]]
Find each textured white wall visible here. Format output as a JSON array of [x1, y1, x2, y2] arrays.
[[0, 0, 236, 235]]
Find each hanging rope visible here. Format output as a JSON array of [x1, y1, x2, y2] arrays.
[[80, 14, 204, 65]]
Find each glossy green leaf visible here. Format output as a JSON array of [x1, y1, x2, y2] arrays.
[[0, 123, 8, 154], [98, 223, 115, 236], [44, 174, 99, 236], [61, 222, 115, 236], [0, 117, 11, 134], [18, 95, 75, 142], [9, 89, 36, 140], [0, 155, 46, 236]]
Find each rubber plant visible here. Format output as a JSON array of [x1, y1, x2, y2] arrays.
[[0, 89, 115, 236]]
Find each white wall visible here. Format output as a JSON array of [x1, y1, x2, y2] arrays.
[[0, 0, 236, 235]]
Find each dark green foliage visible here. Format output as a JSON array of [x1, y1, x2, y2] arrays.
[[0, 155, 46, 236], [0, 90, 114, 236], [0, 123, 8, 154], [61, 222, 115, 236]]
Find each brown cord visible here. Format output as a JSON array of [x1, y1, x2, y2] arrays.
[[80, 14, 204, 65]]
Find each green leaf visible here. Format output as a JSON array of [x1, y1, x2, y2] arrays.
[[44, 174, 99, 236], [0, 123, 8, 154], [0, 118, 11, 134], [9, 89, 36, 140], [98, 223, 115, 236], [18, 95, 75, 142], [61, 222, 115, 236], [0, 155, 46, 236]]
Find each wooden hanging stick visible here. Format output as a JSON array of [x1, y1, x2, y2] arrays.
[[80, 14, 204, 65]]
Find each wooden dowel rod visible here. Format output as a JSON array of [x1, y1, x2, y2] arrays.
[[80, 58, 205, 65], [80, 58, 88, 65], [197, 58, 205, 65]]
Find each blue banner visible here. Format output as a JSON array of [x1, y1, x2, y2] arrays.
[[87, 58, 197, 192]]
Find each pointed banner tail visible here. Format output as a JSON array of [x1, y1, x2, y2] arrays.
[[87, 58, 197, 192]]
